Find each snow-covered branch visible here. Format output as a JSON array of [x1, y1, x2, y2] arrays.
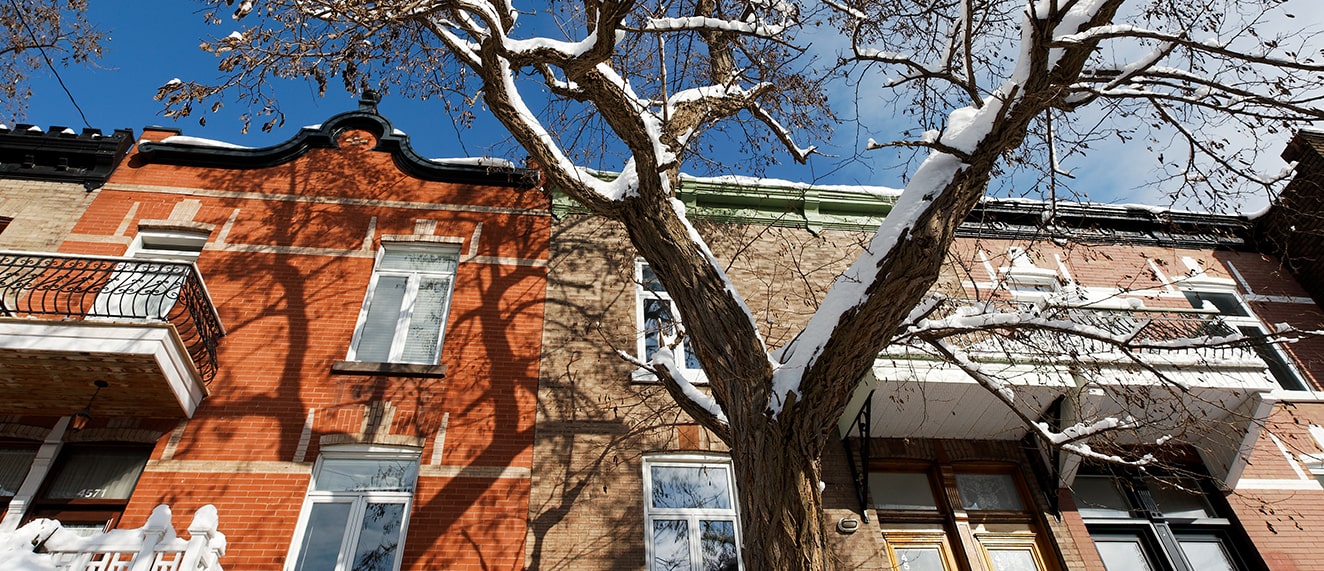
[[618, 348, 733, 443], [926, 337, 1154, 466], [1056, 25, 1324, 73], [644, 16, 789, 38]]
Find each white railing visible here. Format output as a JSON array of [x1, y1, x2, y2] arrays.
[[0, 505, 224, 571]]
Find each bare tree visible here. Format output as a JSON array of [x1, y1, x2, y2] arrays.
[[0, 0, 102, 122], [162, 0, 1324, 568]]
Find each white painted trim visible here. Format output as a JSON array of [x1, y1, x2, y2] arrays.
[[284, 449, 422, 571], [1233, 478, 1324, 491], [0, 320, 207, 416], [1269, 432, 1309, 480], [641, 454, 742, 571], [101, 183, 550, 216], [1220, 396, 1274, 490], [634, 260, 707, 384], [0, 417, 69, 532]]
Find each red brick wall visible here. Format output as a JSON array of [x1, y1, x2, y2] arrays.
[[79, 126, 548, 571]]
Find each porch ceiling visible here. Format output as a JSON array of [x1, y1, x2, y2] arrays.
[[0, 319, 209, 418]]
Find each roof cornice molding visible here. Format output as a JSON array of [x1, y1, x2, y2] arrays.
[[554, 177, 1251, 248], [0, 125, 135, 190], [136, 95, 536, 189]]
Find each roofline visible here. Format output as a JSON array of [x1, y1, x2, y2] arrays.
[[0, 125, 135, 190], [135, 96, 537, 189], [553, 177, 1251, 249]]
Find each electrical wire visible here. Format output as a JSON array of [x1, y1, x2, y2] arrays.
[[7, 0, 92, 128]]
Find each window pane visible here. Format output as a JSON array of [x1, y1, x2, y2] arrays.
[[379, 250, 457, 273], [682, 341, 702, 370], [42, 447, 148, 500], [1148, 479, 1213, 519], [1072, 476, 1131, 518], [650, 465, 732, 509], [356, 276, 408, 362], [955, 474, 1023, 511], [0, 448, 36, 496], [652, 519, 692, 571], [293, 501, 353, 571], [315, 459, 418, 493], [700, 520, 738, 571], [643, 298, 674, 361], [894, 547, 947, 571], [641, 264, 666, 293], [400, 277, 451, 364], [1239, 325, 1308, 391], [869, 472, 937, 511], [1095, 539, 1155, 571], [987, 549, 1039, 571], [1184, 291, 1249, 317], [351, 502, 406, 571], [1177, 537, 1236, 571]]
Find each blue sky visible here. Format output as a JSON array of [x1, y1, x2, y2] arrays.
[[14, 1, 1321, 213], [18, 1, 515, 159]]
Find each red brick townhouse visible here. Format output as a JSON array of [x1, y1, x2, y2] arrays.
[[0, 92, 549, 571], [530, 142, 1324, 570]]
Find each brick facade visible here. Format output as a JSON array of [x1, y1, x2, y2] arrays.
[[8, 113, 1324, 571], [0, 105, 548, 570], [533, 176, 1324, 570]]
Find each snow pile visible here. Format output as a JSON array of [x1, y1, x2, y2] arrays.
[[431, 157, 518, 168], [159, 135, 253, 149], [0, 519, 59, 571]]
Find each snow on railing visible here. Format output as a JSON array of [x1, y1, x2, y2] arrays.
[[0, 505, 225, 571], [902, 298, 1263, 364]]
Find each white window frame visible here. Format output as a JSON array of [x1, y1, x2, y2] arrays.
[[126, 230, 208, 262], [94, 229, 207, 320], [634, 260, 706, 383], [1074, 473, 1252, 571], [285, 445, 421, 571], [1180, 286, 1310, 392], [347, 244, 459, 365], [642, 454, 741, 571]]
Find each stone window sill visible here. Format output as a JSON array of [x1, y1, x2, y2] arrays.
[[331, 360, 447, 378]]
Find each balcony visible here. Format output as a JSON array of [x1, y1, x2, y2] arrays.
[[0, 251, 224, 419], [844, 299, 1278, 441]]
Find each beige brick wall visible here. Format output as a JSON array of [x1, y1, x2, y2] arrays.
[[0, 179, 98, 251], [532, 212, 1321, 570]]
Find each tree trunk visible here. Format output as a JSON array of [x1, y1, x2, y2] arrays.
[[731, 419, 831, 571]]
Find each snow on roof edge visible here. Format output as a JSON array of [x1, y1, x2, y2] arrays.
[[156, 135, 253, 150]]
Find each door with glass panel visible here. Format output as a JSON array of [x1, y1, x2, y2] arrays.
[[27, 444, 151, 534], [92, 231, 205, 320], [870, 466, 1058, 571]]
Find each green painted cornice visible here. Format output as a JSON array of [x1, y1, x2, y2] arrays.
[[552, 175, 898, 233]]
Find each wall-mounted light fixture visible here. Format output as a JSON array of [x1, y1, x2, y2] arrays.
[[70, 379, 109, 432]]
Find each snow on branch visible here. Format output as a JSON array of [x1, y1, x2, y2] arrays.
[[619, 347, 732, 442], [748, 102, 817, 163], [1055, 25, 1324, 73], [644, 16, 790, 38], [926, 337, 1154, 466]]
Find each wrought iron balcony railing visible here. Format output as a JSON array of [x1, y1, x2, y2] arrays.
[[906, 298, 1260, 364], [0, 251, 224, 383]]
